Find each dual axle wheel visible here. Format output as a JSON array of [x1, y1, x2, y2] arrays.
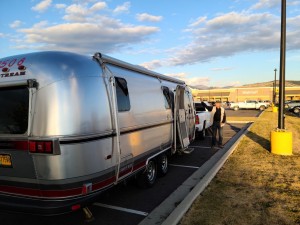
[[137, 153, 168, 188]]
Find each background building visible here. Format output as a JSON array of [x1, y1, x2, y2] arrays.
[[192, 80, 300, 102]]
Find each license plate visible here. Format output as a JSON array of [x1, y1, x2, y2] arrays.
[[0, 154, 12, 168]]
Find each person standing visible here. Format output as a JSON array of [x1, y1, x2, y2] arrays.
[[201, 100, 226, 148]]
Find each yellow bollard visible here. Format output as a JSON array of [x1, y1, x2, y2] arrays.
[[272, 106, 278, 112], [271, 129, 293, 155]]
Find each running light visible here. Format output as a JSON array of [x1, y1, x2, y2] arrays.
[[71, 204, 81, 211]]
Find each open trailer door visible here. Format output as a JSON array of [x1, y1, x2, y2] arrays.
[[173, 85, 190, 152]]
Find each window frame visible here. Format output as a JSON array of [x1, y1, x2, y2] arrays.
[[162, 86, 172, 109], [0, 86, 29, 135], [115, 77, 131, 112]]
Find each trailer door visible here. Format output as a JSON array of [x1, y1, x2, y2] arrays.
[[184, 87, 195, 141], [113, 77, 133, 182], [174, 85, 190, 151]]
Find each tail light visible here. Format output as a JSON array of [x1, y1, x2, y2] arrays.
[[29, 141, 53, 154], [195, 115, 199, 125], [71, 204, 81, 211]]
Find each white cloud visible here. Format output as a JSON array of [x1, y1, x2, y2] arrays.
[[136, 13, 163, 22], [113, 2, 130, 14], [250, 0, 300, 10], [16, 18, 159, 53], [140, 60, 162, 70], [32, 20, 48, 29], [32, 0, 52, 13], [165, 72, 210, 86], [251, 0, 280, 10], [211, 67, 234, 71], [90, 2, 107, 12], [166, 72, 186, 79], [289, 0, 300, 6], [10, 20, 22, 29], [166, 12, 300, 66], [189, 16, 207, 27], [140, 11, 300, 69], [63, 4, 89, 22], [63, 2, 107, 22], [55, 3, 66, 9]]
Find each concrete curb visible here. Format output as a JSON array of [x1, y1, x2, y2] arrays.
[[139, 118, 260, 225]]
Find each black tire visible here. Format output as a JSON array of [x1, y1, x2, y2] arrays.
[[233, 106, 239, 111], [259, 105, 266, 111], [157, 154, 168, 177], [293, 107, 300, 114], [199, 121, 206, 140], [137, 160, 157, 188]]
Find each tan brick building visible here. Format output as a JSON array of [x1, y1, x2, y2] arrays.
[[192, 86, 300, 103]]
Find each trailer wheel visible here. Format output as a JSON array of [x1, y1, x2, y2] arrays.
[[259, 105, 266, 111], [157, 154, 168, 177], [293, 107, 300, 114], [137, 160, 157, 188]]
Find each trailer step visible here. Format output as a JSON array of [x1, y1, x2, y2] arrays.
[[183, 148, 194, 154]]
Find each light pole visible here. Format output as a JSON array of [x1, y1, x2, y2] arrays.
[[274, 68, 277, 104], [271, 0, 293, 156], [278, 0, 286, 129]]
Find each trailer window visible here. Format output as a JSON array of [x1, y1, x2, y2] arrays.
[[0, 86, 29, 134], [115, 77, 130, 112], [162, 86, 171, 109]]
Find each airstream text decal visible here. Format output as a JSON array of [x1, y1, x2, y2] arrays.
[[0, 57, 26, 68], [1, 71, 26, 78], [0, 57, 27, 78]]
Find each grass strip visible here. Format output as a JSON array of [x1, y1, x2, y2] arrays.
[[180, 109, 300, 225]]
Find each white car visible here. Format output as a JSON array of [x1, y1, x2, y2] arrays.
[[194, 102, 212, 139]]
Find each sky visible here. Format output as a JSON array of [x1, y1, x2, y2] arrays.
[[0, 0, 300, 87]]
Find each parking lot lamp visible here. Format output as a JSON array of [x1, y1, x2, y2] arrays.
[[274, 68, 277, 104], [271, 0, 292, 155]]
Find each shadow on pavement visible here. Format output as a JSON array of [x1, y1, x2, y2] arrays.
[[227, 123, 243, 131]]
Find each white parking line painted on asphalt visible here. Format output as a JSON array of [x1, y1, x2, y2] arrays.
[[93, 202, 149, 216], [169, 164, 200, 169]]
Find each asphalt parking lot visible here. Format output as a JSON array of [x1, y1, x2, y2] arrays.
[[225, 107, 262, 117], [0, 110, 259, 225]]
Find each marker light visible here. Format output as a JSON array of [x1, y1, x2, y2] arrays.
[[2, 68, 9, 73], [18, 65, 26, 71], [195, 115, 200, 125]]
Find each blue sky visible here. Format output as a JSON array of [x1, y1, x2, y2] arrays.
[[0, 0, 299, 87]]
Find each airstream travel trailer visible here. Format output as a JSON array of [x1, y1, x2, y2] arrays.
[[0, 51, 195, 214]]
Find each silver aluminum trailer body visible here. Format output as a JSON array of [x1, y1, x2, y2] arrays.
[[0, 51, 195, 214]]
